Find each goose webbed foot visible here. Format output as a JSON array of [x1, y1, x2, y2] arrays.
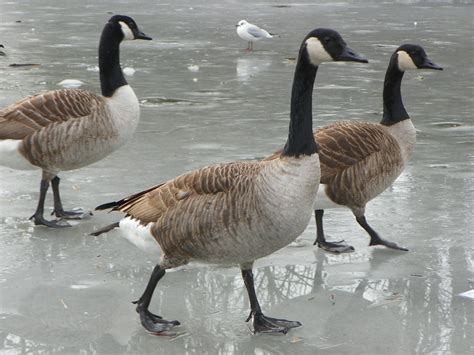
[[30, 214, 71, 228], [369, 236, 408, 251], [247, 311, 302, 334], [315, 238, 355, 254], [356, 215, 408, 252], [52, 207, 91, 220], [136, 307, 180, 335], [132, 265, 180, 336], [314, 210, 354, 253]]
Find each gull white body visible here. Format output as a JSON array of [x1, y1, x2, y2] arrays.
[[236, 20, 274, 50]]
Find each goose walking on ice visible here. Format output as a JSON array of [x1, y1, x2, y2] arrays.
[[0, 15, 151, 227], [93, 28, 367, 335], [267, 44, 442, 253]]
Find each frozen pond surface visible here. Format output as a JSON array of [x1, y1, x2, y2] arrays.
[[0, 0, 473, 353]]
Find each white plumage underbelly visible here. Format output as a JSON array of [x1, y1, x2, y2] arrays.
[[0, 139, 38, 170], [118, 217, 162, 254]]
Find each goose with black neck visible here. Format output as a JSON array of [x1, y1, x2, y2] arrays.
[[92, 28, 367, 335], [0, 15, 151, 228], [268, 44, 442, 253]]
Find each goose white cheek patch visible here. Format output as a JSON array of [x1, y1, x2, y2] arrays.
[[305, 37, 332, 65], [119, 21, 134, 40], [397, 50, 417, 71]]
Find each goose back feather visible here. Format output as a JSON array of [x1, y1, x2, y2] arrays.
[[316, 121, 405, 209], [0, 85, 139, 172], [265, 120, 406, 210], [0, 89, 104, 139]]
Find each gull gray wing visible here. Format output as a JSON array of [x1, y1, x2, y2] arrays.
[[246, 25, 270, 39]]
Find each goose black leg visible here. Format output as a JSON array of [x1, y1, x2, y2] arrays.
[[133, 265, 180, 335], [51, 176, 88, 219], [241, 268, 301, 334], [314, 209, 354, 253], [356, 215, 408, 251], [30, 179, 70, 228]]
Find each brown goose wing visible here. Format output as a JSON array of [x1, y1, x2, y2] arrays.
[[103, 161, 264, 226], [262, 121, 391, 170], [0, 89, 104, 139], [315, 121, 397, 183]]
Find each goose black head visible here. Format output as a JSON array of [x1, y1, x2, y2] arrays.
[[395, 44, 443, 71], [302, 28, 368, 66], [108, 15, 152, 41]]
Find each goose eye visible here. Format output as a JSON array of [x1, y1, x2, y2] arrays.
[[323, 37, 331, 44]]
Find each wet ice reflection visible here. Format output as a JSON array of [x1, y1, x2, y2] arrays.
[[1, 245, 472, 353], [0, 0, 473, 353], [236, 57, 272, 83]]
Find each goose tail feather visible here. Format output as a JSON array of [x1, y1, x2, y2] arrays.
[[90, 222, 120, 236], [95, 201, 120, 211]]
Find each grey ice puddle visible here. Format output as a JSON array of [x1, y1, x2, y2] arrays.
[[236, 57, 272, 83]]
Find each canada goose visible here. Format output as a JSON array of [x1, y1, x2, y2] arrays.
[[93, 28, 367, 335], [0, 15, 151, 228], [267, 44, 442, 253], [0, 44, 5, 56], [236, 20, 274, 51]]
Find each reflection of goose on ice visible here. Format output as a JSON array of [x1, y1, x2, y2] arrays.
[[269, 252, 405, 350]]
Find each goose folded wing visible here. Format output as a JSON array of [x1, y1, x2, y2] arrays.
[[105, 161, 263, 225], [316, 121, 398, 183], [0, 89, 104, 139]]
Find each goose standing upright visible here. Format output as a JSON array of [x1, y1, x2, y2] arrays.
[[267, 44, 442, 253], [93, 28, 367, 335], [0, 15, 152, 227]]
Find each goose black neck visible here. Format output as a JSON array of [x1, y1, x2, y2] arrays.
[[380, 54, 409, 126], [99, 23, 127, 97], [282, 53, 318, 157]]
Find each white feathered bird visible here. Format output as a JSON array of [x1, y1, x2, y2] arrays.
[[236, 20, 275, 51]]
